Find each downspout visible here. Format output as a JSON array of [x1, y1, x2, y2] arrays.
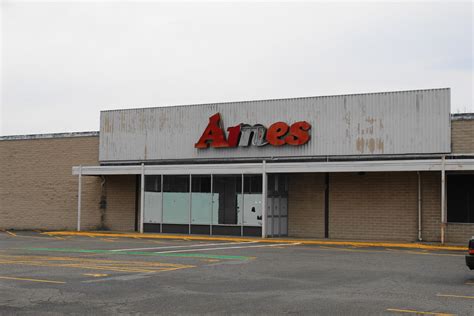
[[99, 176, 107, 230], [417, 171, 422, 241]]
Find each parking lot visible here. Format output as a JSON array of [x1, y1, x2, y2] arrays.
[[0, 231, 473, 315]]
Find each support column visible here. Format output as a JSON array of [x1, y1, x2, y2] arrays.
[[417, 171, 422, 241], [441, 156, 446, 244], [140, 163, 145, 234], [262, 160, 267, 238], [77, 165, 82, 232]]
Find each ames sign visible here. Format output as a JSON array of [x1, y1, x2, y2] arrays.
[[195, 113, 312, 149]]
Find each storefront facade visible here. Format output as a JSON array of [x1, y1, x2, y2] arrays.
[[1, 88, 473, 243]]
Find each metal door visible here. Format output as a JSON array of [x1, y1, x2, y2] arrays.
[[267, 174, 288, 237]]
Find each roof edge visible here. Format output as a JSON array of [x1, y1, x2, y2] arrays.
[[100, 88, 451, 113], [0, 131, 99, 141], [451, 113, 474, 121]]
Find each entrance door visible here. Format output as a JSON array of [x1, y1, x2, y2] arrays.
[[267, 174, 288, 237]]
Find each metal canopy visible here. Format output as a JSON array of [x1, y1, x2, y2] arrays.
[[74, 158, 474, 242], [72, 159, 474, 176]]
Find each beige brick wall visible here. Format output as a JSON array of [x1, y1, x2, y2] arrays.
[[420, 172, 441, 242], [329, 172, 418, 242], [451, 119, 474, 153], [105, 175, 137, 231], [0, 136, 102, 230], [0, 136, 137, 231], [288, 173, 326, 238], [446, 224, 474, 244], [288, 171, 474, 243], [420, 172, 474, 243]]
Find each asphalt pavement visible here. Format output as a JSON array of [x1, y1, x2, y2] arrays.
[[0, 231, 472, 315]]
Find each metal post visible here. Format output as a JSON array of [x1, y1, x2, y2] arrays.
[[77, 165, 82, 232], [417, 171, 422, 241], [160, 175, 163, 233], [441, 156, 446, 244], [140, 163, 145, 234], [241, 173, 244, 237], [210, 174, 213, 236], [262, 160, 267, 238], [189, 174, 192, 235]]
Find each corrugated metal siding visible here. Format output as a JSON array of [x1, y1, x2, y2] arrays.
[[99, 89, 451, 162]]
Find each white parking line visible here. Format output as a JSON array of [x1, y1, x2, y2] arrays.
[[155, 243, 301, 254], [111, 241, 257, 252]]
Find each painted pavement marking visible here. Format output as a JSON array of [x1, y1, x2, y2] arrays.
[[386, 308, 454, 315], [83, 273, 109, 277], [0, 254, 194, 273], [154, 242, 301, 254], [0, 276, 65, 284], [24, 247, 253, 260], [436, 293, 474, 299], [111, 241, 257, 252], [316, 245, 464, 257]]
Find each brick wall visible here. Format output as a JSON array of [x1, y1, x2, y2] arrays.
[[104, 175, 137, 231], [420, 172, 441, 242], [0, 136, 137, 231], [0, 136, 102, 230], [288, 173, 325, 238], [288, 171, 474, 243], [329, 172, 418, 242], [451, 119, 474, 153]]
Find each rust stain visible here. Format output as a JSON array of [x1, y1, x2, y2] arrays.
[[356, 137, 365, 153], [368, 138, 375, 153], [377, 139, 384, 153]]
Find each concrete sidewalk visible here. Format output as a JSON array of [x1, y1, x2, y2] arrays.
[[42, 231, 467, 251]]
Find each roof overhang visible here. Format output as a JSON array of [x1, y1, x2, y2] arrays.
[[72, 159, 474, 176]]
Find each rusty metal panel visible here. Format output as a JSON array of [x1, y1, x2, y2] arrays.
[[99, 88, 451, 162]]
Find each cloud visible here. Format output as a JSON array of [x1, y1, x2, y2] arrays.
[[1, 1, 472, 135]]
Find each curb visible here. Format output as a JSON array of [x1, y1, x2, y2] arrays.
[[42, 231, 467, 252]]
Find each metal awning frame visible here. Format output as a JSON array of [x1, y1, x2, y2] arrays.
[[73, 158, 474, 243], [72, 159, 474, 176]]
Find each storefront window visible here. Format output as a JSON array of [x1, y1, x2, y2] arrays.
[[163, 175, 190, 224], [213, 175, 242, 225], [144, 175, 162, 224], [243, 175, 262, 226], [191, 175, 212, 225]]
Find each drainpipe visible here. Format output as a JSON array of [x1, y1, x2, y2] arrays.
[[440, 156, 446, 244], [417, 171, 422, 241]]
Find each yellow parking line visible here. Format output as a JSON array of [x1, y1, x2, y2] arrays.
[[5, 231, 17, 237], [437, 293, 474, 299], [43, 231, 467, 251], [387, 308, 454, 315], [0, 276, 65, 284]]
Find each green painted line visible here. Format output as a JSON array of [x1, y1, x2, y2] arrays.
[[24, 248, 251, 260]]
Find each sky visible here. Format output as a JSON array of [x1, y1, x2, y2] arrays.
[[1, 0, 473, 136]]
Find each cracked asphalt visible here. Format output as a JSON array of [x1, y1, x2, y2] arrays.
[[0, 231, 473, 315]]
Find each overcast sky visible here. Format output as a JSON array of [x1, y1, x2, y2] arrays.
[[1, 1, 473, 136]]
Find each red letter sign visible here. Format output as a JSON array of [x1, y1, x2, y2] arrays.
[[194, 113, 229, 148], [266, 122, 289, 146], [285, 121, 311, 145]]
